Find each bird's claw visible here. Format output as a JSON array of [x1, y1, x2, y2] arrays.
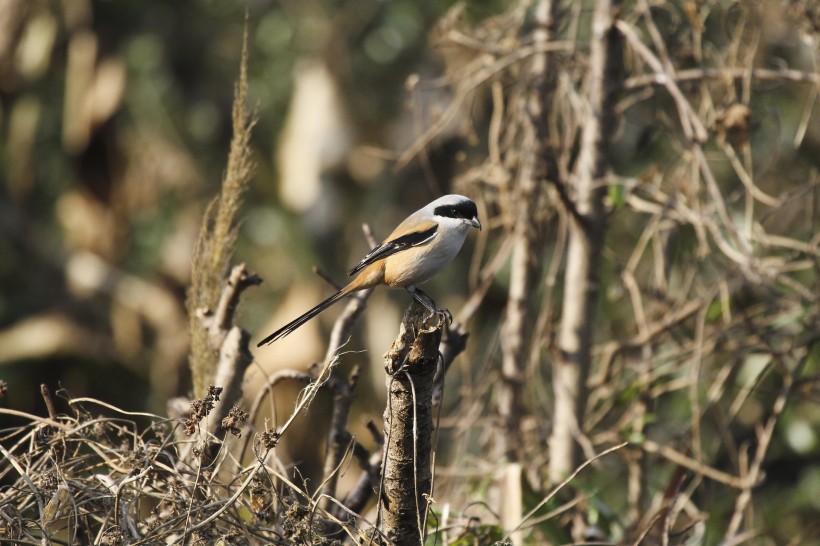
[[424, 307, 452, 327], [408, 287, 451, 328], [436, 308, 452, 326]]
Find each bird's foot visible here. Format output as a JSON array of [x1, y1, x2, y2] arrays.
[[407, 286, 451, 328], [432, 307, 452, 326]]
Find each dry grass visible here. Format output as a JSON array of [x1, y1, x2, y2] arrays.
[[187, 20, 258, 398], [0, 390, 349, 545]]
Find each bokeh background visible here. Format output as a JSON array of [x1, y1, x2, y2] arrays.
[[1, 0, 819, 544], [0, 0, 493, 411]]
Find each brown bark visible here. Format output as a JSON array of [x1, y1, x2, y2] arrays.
[[379, 302, 443, 546]]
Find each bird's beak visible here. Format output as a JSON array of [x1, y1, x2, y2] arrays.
[[470, 216, 482, 230]]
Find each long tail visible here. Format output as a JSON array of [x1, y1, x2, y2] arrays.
[[256, 289, 348, 347]]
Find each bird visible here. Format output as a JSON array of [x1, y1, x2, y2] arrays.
[[257, 194, 481, 347]]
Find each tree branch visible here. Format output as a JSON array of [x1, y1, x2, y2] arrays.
[[379, 301, 445, 546], [549, 0, 623, 483]]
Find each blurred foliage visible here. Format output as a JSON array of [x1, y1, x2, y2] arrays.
[[0, 0, 499, 409], [0, 0, 819, 544]]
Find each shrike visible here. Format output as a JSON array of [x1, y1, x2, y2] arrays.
[[257, 194, 481, 347]]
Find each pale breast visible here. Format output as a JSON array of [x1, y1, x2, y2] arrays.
[[383, 226, 469, 287]]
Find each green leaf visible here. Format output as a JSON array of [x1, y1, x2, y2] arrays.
[[608, 183, 626, 208], [705, 299, 723, 322]]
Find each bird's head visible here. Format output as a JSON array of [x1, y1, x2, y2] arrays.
[[429, 194, 482, 231]]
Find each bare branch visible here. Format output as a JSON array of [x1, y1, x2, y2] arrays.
[[550, 0, 623, 483], [379, 301, 446, 546]]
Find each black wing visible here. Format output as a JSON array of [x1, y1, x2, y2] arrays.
[[348, 224, 438, 276]]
